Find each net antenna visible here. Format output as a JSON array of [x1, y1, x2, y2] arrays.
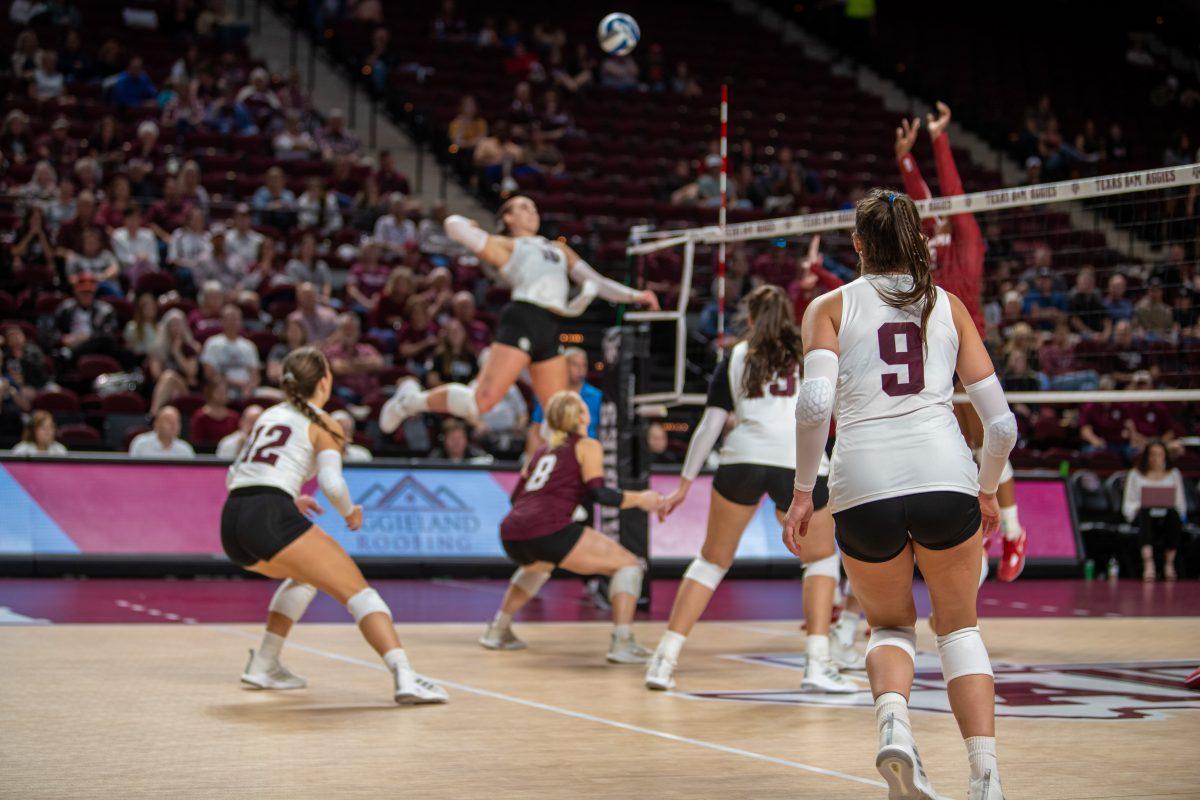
[[626, 162, 1200, 410]]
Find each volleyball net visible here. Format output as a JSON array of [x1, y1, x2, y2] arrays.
[[625, 163, 1200, 418]]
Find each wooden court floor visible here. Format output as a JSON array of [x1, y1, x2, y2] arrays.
[[1, 618, 1198, 799]]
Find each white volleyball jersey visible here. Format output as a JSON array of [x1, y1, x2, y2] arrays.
[[827, 275, 977, 512], [226, 402, 318, 497], [708, 340, 830, 475], [502, 235, 571, 311]]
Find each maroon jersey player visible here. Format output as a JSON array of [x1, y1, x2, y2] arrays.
[[481, 390, 663, 663]]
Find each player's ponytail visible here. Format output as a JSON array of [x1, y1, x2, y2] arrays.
[[855, 188, 938, 342], [741, 284, 803, 397], [544, 390, 585, 449], [280, 346, 345, 446]]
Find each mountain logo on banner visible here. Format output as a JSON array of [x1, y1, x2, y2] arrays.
[[356, 476, 471, 512]]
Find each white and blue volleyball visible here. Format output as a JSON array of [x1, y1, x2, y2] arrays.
[[597, 13, 640, 56]]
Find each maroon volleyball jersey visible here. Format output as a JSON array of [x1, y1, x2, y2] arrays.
[[501, 434, 591, 541]]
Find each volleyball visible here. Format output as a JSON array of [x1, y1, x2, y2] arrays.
[[597, 12, 640, 56]]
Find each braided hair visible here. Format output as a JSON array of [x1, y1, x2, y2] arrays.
[[280, 346, 344, 446], [854, 187, 938, 342]]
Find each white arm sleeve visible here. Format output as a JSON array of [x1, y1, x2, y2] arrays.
[[681, 407, 729, 481], [965, 374, 1018, 494], [316, 449, 354, 517], [555, 279, 599, 317], [569, 258, 642, 304], [793, 349, 838, 493], [444, 214, 488, 254]]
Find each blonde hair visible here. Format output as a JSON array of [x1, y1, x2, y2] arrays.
[[544, 390, 585, 449]]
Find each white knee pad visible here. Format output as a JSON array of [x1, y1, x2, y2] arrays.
[[683, 556, 727, 591], [866, 626, 917, 662], [936, 626, 993, 682], [446, 383, 480, 423], [999, 459, 1013, 485], [268, 579, 317, 622], [609, 564, 644, 600], [346, 587, 392, 624], [804, 551, 840, 580], [510, 567, 550, 597]]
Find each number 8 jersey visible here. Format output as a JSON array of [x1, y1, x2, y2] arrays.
[[226, 402, 318, 497], [828, 275, 977, 512]]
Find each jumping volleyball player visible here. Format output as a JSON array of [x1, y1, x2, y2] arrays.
[[783, 189, 1017, 800], [894, 102, 1027, 582], [645, 285, 858, 693], [479, 390, 662, 663], [222, 347, 448, 704], [381, 195, 659, 434]]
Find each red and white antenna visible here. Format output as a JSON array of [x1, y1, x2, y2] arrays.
[[717, 83, 728, 348]]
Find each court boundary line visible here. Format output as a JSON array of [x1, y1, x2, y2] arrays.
[[215, 625, 890, 792]]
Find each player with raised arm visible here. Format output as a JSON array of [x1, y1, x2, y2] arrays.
[[479, 390, 662, 663], [380, 195, 658, 435], [895, 103, 1027, 582], [645, 283, 859, 693], [222, 346, 448, 704], [783, 189, 1016, 800]]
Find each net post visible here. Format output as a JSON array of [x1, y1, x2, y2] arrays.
[[717, 83, 728, 348]]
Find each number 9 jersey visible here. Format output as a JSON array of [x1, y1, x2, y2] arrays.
[[828, 275, 977, 513], [226, 402, 318, 497]]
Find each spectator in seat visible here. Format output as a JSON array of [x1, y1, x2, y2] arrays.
[[192, 225, 245, 291], [325, 313, 384, 404], [96, 174, 134, 231], [601, 52, 639, 90], [56, 189, 98, 254], [10, 410, 67, 456], [1104, 320, 1157, 385], [431, 418, 492, 464], [124, 292, 159, 357], [11, 205, 55, 277], [36, 116, 78, 170], [2, 322, 51, 411], [189, 281, 227, 339], [1150, 243, 1188, 295], [366, 266, 415, 351], [346, 241, 390, 312], [1079, 398, 1132, 460], [146, 177, 191, 241], [397, 295, 440, 373], [149, 308, 201, 413], [52, 273, 121, 364], [0, 109, 34, 164], [315, 107, 360, 159], [200, 304, 261, 399], [224, 203, 265, 265], [1103, 273, 1133, 323], [45, 177, 77, 238], [58, 29, 92, 84], [128, 405, 195, 458], [670, 61, 701, 97], [1022, 267, 1068, 331], [168, 206, 213, 276], [426, 319, 478, 386], [177, 160, 210, 213], [449, 95, 487, 152], [131, 120, 162, 165], [375, 149, 410, 196], [204, 84, 258, 136], [125, 159, 160, 203], [251, 166, 297, 230], [189, 377, 241, 448], [240, 236, 289, 297], [1067, 265, 1109, 338], [372, 193, 417, 257], [110, 207, 161, 286], [646, 422, 678, 464], [111, 56, 157, 109], [19, 160, 58, 211], [351, 173, 388, 231], [296, 177, 343, 236], [266, 317, 306, 387], [450, 291, 490, 352], [472, 120, 526, 179], [273, 109, 317, 160], [66, 227, 121, 296], [1038, 321, 1099, 391], [285, 230, 333, 299], [288, 282, 339, 345], [1123, 440, 1187, 582], [332, 409, 373, 462], [1134, 279, 1173, 339], [1120, 372, 1184, 458], [216, 403, 262, 460], [527, 123, 565, 175], [235, 66, 282, 130], [161, 78, 206, 133]]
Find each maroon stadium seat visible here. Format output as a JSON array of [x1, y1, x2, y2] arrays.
[[57, 423, 102, 449], [99, 392, 148, 415], [32, 389, 81, 414], [78, 354, 123, 383]]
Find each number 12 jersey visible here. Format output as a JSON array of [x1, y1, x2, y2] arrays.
[[828, 275, 977, 513], [226, 402, 318, 497]]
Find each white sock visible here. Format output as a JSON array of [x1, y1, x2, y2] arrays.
[[613, 623, 632, 640], [806, 633, 830, 662], [657, 630, 687, 661], [875, 691, 911, 737], [383, 648, 411, 673], [257, 631, 285, 664], [1000, 505, 1020, 541], [965, 736, 998, 781], [832, 615, 858, 648], [493, 610, 513, 628]]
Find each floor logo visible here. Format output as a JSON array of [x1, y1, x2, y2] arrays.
[[356, 475, 471, 512], [678, 653, 1200, 721]]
